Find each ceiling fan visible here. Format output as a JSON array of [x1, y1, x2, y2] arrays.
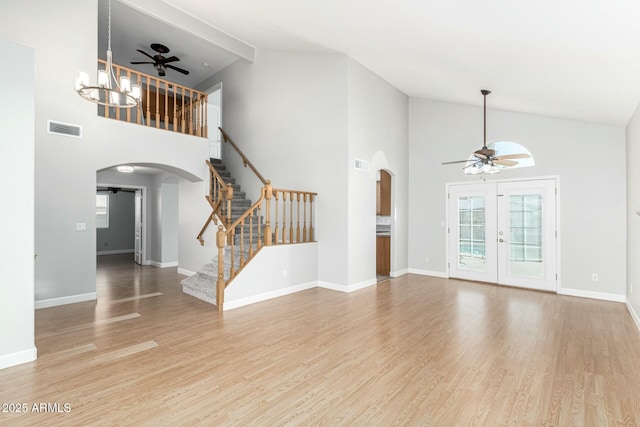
[[130, 43, 190, 77], [442, 89, 530, 173]]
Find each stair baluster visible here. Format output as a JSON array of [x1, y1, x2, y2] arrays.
[[185, 130, 317, 312]]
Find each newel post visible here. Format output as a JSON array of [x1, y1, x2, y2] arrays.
[[264, 180, 273, 246], [216, 225, 225, 312]]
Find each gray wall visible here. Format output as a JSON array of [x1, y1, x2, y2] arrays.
[[195, 49, 350, 286], [346, 58, 409, 285], [193, 52, 412, 290], [0, 0, 208, 304], [0, 40, 36, 368], [626, 102, 640, 321], [409, 98, 627, 296], [96, 191, 135, 253], [158, 175, 179, 264]]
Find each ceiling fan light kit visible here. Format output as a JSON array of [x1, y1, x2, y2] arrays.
[[442, 89, 531, 175], [75, 0, 141, 108]]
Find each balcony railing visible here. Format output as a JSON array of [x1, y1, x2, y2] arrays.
[[97, 59, 208, 138]]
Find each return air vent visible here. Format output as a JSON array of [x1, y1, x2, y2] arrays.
[[354, 159, 369, 171], [47, 120, 82, 138]]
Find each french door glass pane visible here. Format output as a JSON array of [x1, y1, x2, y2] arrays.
[[508, 194, 543, 277], [458, 196, 486, 271]]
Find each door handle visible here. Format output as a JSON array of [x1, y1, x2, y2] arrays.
[[499, 238, 506, 243]]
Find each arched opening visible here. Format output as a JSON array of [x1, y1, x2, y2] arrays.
[[95, 163, 197, 302]]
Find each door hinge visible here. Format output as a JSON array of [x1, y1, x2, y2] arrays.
[[448, 193, 450, 199], [447, 227, 450, 234], [555, 274, 558, 280], [555, 230, 557, 238]]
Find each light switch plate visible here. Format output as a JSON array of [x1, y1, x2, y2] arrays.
[[76, 222, 87, 231]]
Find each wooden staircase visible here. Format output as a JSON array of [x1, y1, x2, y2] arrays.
[[182, 128, 317, 311]]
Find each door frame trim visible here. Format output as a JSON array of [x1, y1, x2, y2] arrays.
[[445, 175, 561, 292], [96, 182, 148, 266]]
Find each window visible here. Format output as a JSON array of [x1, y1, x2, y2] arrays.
[[96, 193, 109, 229]]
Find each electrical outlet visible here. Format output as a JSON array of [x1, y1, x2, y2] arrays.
[[425, 257, 430, 263], [592, 273, 599, 281], [283, 269, 288, 278]]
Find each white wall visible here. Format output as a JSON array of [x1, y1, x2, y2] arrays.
[[626, 102, 640, 326], [225, 243, 318, 309], [346, 59, 409, 286], [0, 0, 208, 305], [409, 98, 627, 296], [205, 49, 350, 286], [0, 40, 37, 369]]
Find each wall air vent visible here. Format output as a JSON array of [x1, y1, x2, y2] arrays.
[[47, 120, 82, 138], [354, 159, 369, 172]]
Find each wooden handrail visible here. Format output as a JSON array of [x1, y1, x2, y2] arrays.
[[198, 131, 318, 312], [218, 127, 266, 185], [196, 160, 234, 245]]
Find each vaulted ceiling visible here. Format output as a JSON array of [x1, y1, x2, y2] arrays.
[[108, 0, 640, 126]]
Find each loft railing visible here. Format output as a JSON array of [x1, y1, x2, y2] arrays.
[[198, 128, 317, 311], [97, 59, 208, 138]]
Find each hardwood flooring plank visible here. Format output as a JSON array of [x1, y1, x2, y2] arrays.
[[107, 292, 163, 304], [92, 340, 158, 364], [1, 253, 639, 425]]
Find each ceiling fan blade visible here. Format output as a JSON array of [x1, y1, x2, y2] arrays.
[[136, 49, 156, 60], [493, 159, 518, 167], [442, 159, 474, 165], [474, 152, 487, 159], [495, 153, 530, 160], [166, 64, 190, 75], [160, 56, 180, 64], [130, 61, 155, 65]]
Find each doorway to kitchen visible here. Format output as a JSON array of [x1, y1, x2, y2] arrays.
[[376, 169, 392, 282]]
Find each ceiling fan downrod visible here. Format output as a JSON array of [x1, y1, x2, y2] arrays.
[[481, 89, 491, 149]]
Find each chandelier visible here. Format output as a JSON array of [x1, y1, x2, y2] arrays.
[[75, 0, 141, 107]]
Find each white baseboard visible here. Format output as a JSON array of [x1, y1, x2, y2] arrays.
[[558, 287, 625, 303], [177, 268, 196, 277], [626, 298, 640, 332], [408, 268, 448, 279], [97, 249, 134, 255], [0, 347, 37, 370], [318, 278, 377, 293], [390, 268, 409, 278], [35, 292, 97, 309], [149, 261, 179, 268], [224, 281, 317, 311]]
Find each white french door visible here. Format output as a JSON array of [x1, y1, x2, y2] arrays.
[[448, 178, 557, 292]]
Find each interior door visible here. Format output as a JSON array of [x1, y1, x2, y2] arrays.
[[134, 190, 143, 265], [496, 179, 557, 291], [448, 183, 498, 283], [448, 179, 557, 291]]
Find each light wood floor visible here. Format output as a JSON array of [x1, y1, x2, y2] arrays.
[[1, 254, 640, 426]]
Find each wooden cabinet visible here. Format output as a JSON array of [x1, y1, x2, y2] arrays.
[[376, 171, 391, 216], [376, 236, 390, 276]]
